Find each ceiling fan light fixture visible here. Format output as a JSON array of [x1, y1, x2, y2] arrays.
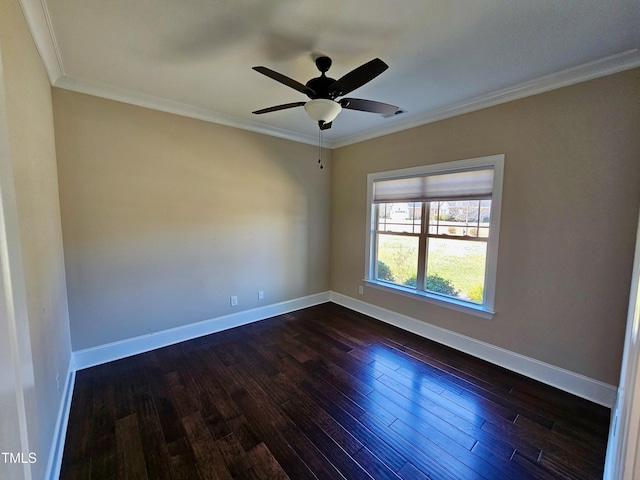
[[304, 99, 342, 124]]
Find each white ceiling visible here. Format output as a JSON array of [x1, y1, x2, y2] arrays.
[[21, 0, 640, 148]]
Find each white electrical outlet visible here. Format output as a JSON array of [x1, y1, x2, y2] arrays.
[[258, 290, 264, 300], [358, 286, 364, 295], [230, 296, 238, 307]]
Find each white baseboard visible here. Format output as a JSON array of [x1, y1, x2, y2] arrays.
[[330, 291, 617, 408], [73, 290, 617, 406], [45, 355, 75, 480], [73, 291, 331, 370]]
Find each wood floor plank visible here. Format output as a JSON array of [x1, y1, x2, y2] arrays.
[[511, 451, 566, 480], [273, 375, 365, 456], [352, 446, 404, 480], [230, 388, 317, 480], [60, 302, 610, 480], [131, 391, 174, 480], [244, 442, 290, 479], [89, 372, 117, 479], [366, 383, 478, 450], [60, 373, 94, 478], [216, 432, 256, 477], [514, 413, 607, 468], [280, 424, 347, 480], [280, 400, 373, 480], [388, 417, 498, 480], [182, 411, 235, 480], [296, 375, 408, 473], [357, 412, 460, 480], [115, 414, 149, 480], [375, 370, 484, 427], [166, 436, 203, 480], [397, 461, 431, 480], [470, 441, 540, 480]]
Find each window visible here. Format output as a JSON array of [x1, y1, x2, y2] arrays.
[[365, 155, 504, 318]]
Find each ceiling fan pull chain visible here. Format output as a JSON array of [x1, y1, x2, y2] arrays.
[[318, 127, 324, 170]]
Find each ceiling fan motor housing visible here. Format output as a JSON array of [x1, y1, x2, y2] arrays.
[[306, 76, 339, 99]]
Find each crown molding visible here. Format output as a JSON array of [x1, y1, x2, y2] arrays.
[[53, 75, 323, 147], [331, 48, 640, 148], [18, 0, 63, 83], [21, 0, 640, 150], [54, 48, 640, 150]]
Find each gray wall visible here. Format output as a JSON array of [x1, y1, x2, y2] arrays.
[[0, 0, 73, 478], [331, 69, 640, 385], [53, 69, 640, 387], [53, 89, 332, 351]]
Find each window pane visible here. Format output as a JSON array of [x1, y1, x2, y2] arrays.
[[377, 202, 421, 233], [428, 200, 491, 237], [480, 200, 492, 221], [376, 234, 419, 287], [426, 237, 487, 304]]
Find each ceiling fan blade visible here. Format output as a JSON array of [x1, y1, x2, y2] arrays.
[[252, 102, 305, 114], [252, 66, 315, 97], [329, 58, 388, 97], [340, 98, 400, 115]]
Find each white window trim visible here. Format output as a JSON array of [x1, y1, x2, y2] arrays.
[[364, 154, 505, 319]]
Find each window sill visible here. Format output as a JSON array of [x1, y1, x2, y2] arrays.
[[363, 280, 495, 320]]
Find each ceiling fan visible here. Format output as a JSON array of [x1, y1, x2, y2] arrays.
[[252, 56, 401, 130]]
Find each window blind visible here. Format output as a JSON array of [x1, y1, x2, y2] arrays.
[[372, 167, 494, 203]]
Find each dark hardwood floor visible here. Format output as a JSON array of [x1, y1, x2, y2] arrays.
[[60, 302, 610, 479]]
